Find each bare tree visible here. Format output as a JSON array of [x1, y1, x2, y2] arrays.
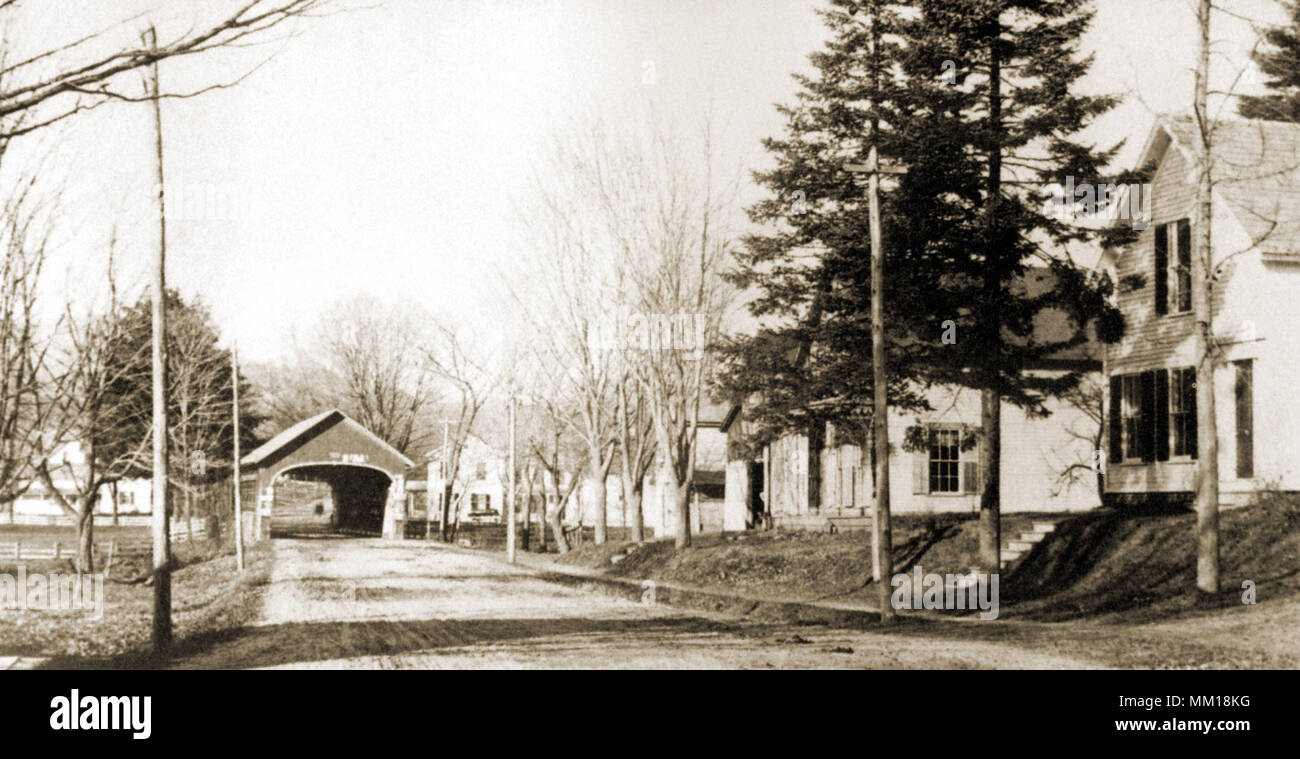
[[1051, 375, 1105, 505], [0, 153, 58, 516], [1189, 0, 1218, 594], [35, 261, 151, 573], [0, 1, 328, 138], [616, 123, 737, 549], [319, 296, 435, 456], [260, 295, 438, 457], [616, 375, 657, 543], [512, 115, 737, 549], [165, 300, 237, 524], [513, 129, 633, 544], [422, 317, 503, 541], [524, 393, 585, 554]]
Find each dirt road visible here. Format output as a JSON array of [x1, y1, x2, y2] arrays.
[[169, 537, 1106, 669]]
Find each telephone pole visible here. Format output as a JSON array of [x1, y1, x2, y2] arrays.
[[507, 396, 517, 564], [848, 143, 903, 624], [144, 25, 172, 652], [232, 342, 245, 572], [439, 419, 452, 541]]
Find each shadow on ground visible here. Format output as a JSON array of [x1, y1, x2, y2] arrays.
[[38, 615, 761, 670]]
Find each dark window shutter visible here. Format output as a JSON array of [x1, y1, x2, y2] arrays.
[[1139, 370, 1157, 462], [1185, 368, 1198, 460], [1235, 361, 1253, 478], [1177, 219, 1193, 312], [1108, 375, 1124, 463], [1154, 368, 1170, 462], [1154, 223, 1168, 316], [962, 462, 979, 494], [962, 436, 981, 495]]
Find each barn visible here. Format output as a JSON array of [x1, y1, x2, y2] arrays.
[[241, 409, 414, 538]]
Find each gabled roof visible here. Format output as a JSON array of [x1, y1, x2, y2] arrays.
[[1141, 115, 1300, 260], [242, 409, 415, 469]]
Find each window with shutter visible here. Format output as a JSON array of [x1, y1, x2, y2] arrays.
[[1171, 367, 1196, 457], [1121, 374, 1142, 461]]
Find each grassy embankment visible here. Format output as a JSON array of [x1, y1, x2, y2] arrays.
[[552, 498, 1300, 623]]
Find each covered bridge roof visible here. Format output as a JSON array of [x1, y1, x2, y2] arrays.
[[241, 409, 415, 472]]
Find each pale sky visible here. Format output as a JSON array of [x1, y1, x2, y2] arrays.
[[14, 0, 1290, 363]]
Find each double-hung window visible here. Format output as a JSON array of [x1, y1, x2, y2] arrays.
[[928, 428, 961, 493], [1154, 219, 1192, 315]]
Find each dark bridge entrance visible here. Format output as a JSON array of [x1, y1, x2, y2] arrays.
[[241, 409, 414, 539], [270, 464, 393, 535]]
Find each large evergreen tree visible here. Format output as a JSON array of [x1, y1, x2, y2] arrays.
[[1237, 1, 1300, 121], [104, 290, 262, 499], [891, 0, 1132, 570], [720, 0, 927, 470], [723, 0, 1131, 571]]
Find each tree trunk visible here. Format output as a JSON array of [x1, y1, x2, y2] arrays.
[[537, 495, 547, 552], [589, 472, 607, 545], [547, 507, 568, 554], [1192, 0, 1220, 594], [75, 497, 95, 574], [978, 28, 1004, 575], [979, 389, 1002, 573], [623, 475, 644, 543], [440, 483, 452, 542], [673, 480, 691, 549]]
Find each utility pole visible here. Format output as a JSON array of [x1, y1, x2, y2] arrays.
[[1192, 0, 1220, 593], [848, 146, 902, 624], [507, 396, 517, 563], [845, 3, 900, 624], [144, 25, 172, 652], [439, 419, 452, 541], [232, 342, 244, 572]]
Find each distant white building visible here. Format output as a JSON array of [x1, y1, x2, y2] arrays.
[[3, 441, 153, 525], [423, 434, 507, 524]]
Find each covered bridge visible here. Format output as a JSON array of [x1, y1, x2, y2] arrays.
[[241, 409, 414, 538]]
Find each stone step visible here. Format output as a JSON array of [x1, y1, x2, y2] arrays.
[[1008, 540, 1036, 552], [1031, 522, 1057, 533], [999, 549, 1022, 563], [1018, 531, 1048, 543]]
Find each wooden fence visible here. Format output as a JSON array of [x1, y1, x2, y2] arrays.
[[0, 522, 210, 561]]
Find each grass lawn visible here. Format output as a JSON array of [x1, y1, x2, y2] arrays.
[[1, 539, 270, 663]]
